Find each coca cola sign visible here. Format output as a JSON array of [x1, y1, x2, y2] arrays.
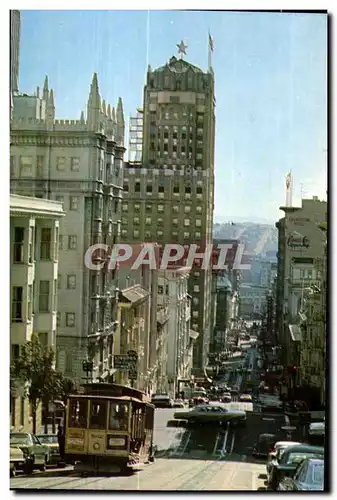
[[287, 232, 309, 249]]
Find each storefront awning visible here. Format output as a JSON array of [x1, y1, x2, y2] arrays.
[[288, 324, 302, 342], [189, 329, 199, 340]]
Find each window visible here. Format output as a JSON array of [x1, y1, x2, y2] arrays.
[[122, 203, 128, 212], [145, 230, 151, 238], [13, 227, 24, 263], [39, 281, 50, 312], [71, 157, 80, 171], [40, 227, 51, 259], [196, 206, 202, 213], [192, 311, 199, 318], [184, 206, 191, 213], [193, 297, 199, 305], [184, 232, 190, 239], [157, 230, 163, 237], [123, 183, 128, 192], [39, 332, 48, 345], [68, 235, 77, 250], [193, 285, 200, 292], [158, 286, 164, 295], [12, 286, 23, 322], [121, 229, 127, 237], [195, 232, 201, 240], [57, 312, 61, 327], [27, 285, 33, 320], [194, 271, 200, 277], [172, 218, 178, 226], [192, 323, 198, 331], [20, 397, 25, 426], [184, 219, 190, 227], [173, 206, 179, 213], [135, 182, 140, 193], [173, 185, 179, 194], [145, 204, 152, 212], [56, 156, 66, 171], [196, 220, 202, 227], [158, 205, 164, 212], [67, 275, 76, 289], [59, 235, 63, 250], [11, 344, 20, 360], [36, 156, 44, 177], [134, 203, 140, 211], [69, 399, 88, 428], [133, 217, 140, 225], [90, 400, 108, 430], [70, 196, 79, 210], [109, 402, 129, 431], [158, 185, 164, 193], [145, 217, 151, 225], [20, 156, 33, 177], [197, 187, 203, 194], [66, 313, 76, 327], [133, 230, 139, 238], [10, 156, 15, 177]]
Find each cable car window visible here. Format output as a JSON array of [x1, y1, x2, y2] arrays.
[[89, 400, 108, 429], [109, 402, 129, 430], [68, 399, 88, 428]]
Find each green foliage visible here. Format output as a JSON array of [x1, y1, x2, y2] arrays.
[[11, 333, 77, 431]]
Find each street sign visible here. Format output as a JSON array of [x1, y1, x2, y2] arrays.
[[114, 355, 137, 371]]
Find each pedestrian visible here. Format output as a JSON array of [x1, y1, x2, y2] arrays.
[[57, 423, 65, 462]]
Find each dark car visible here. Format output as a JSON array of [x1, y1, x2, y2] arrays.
[[268, 444, 324, 490], [252, 433, 277, 458], [278, 458, 324, 491]]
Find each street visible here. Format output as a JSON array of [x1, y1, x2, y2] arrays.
[[11, 408, 289, 491]]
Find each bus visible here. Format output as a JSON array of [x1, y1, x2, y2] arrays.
[[64, 383, 155, 475]]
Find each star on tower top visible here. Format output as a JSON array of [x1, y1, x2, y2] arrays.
[[177, 40, 188, 59]]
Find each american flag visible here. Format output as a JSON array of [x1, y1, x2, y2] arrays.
[[209, 33, 214, 52]]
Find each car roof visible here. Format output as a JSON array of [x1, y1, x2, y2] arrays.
[[283, 444, 324, 454], [275, 441, 301, 448]]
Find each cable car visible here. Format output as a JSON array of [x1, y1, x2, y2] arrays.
[[64, 383, 155, 475]]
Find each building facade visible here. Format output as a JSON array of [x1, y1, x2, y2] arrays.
[[158, 267, 195, 398], [10, 74, 125, 383], [10, 10, 21, 93], [275, 197, 327, 407], [121, 52, 215, 372], [10, 194, 64, 432]]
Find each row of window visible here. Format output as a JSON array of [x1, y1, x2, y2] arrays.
[[125, 183, 203, 195], [11, 280, 57, 321], [122, 217, 203, 227], [58, 274, 76, 289], [13, 226, 57, 263], [122, 203, 204, 213], [121, 229, 203, 240], [10, 155, 81, 177], [151, 110, 204, 122], [56, 312, 76, 327]]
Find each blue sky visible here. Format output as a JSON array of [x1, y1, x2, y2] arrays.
[[19, 10, 327, 222]]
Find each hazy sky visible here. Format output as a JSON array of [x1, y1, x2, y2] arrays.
[[19, 10, 327, 222]]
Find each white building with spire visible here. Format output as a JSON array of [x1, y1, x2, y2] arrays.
[[10, 73, 126, 384]]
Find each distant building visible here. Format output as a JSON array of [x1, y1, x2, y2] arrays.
[[10, 194, 64, 432]]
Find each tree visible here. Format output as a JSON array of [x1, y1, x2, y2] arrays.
[[11, 333, 62, 434]]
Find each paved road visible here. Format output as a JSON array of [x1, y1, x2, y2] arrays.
[[11, 408, 290, 491]]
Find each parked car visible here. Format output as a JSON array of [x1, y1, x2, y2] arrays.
[[151, 394, 173, 408], [278, 458, 324, 491], [36, 434, 65, 467], [221, 393, 232, 403], [10, 446, 26, 477], [10, 433, 50, 473], [266, 441, 302, 476], [268, 444, 324, 490], [239, 394, 252, 403], [174, 404, 247, 426], [252, 433, 277, 458], [172, 399, 185, 408]]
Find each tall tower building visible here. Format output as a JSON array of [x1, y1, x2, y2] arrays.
[[10, 10, 21, 93], [121, 45, 216, 372]]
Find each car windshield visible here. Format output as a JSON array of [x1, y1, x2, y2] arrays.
[[10, 434, 30, 445], [287, 452, 324, 465], [311, 463, 324, 485], [37, 435, 58, 444]]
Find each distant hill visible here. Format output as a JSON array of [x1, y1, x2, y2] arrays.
[[213, 221, 278, 255]]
